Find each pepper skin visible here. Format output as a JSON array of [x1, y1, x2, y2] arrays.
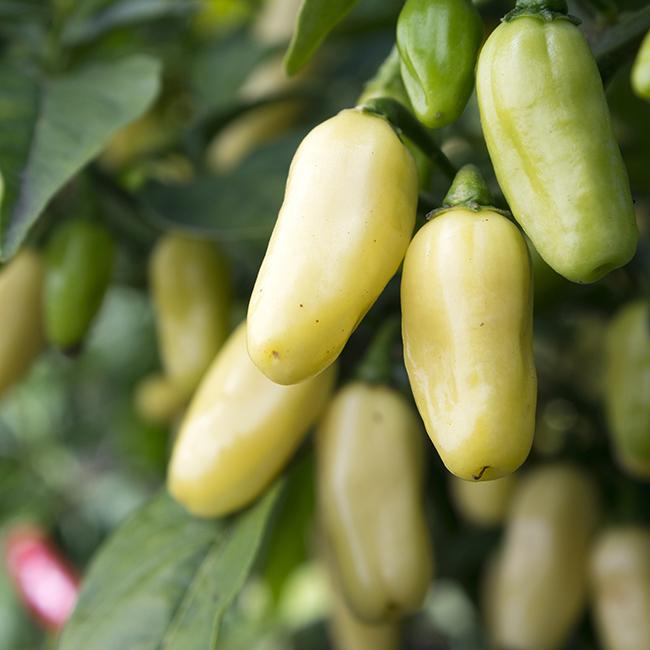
[[150, 232, 231, 398], [44, 219, 114, 351], [604, 300, 650, 479], [590, 527, 650, 650], [317, 382, 433, 622], [486, 464, 599, 650], [401, 207, 536, 481], [328, 568, 400, 650], [632, 30, 650, 101], [397, 0, 483, 128], [134, 373, 188, 425], [247, 108, 418, 385], [476, 9, 637, 283], [449, 474, 517, 527], [0, 250, 44, 397], [4, 525, 79, 631], [168, 322, 336, 517]]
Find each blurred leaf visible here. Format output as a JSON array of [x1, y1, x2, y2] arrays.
[[262, 453, 315, 602], [0, 56, 161, 261], [140, 130, 300, 240], [191, 33, 267, 117], [284, 0, 361, 75], [59, 485, 282, 650], [63, 0, 198, 45]]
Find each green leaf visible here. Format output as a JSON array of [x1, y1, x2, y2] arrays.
[[140, 131, 300, 240], [63, 0, 197, 45], [0, 55, 161, 262], [59, 485, 282, 650], [284, 0, 361, 75]]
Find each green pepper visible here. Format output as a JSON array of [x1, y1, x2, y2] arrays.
[[604, 300, 650, 479], [476, 0, 637, 283], [397, 0, 483, 128], [632, 30, 650, 101], [0, 250, 44, 397], [317, 382, 433, 622], [44, 219, 115, 351]]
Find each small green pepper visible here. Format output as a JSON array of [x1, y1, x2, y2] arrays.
[[44, 219, 114, 351]]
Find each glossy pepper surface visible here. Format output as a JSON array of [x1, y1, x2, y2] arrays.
[[317, 382, 433, 622], [401, 168, 536, 481], [486, 464, 599, 650], [150, 232, 231, 397], [247, 108, 418, 385], [590, 527, 650, 650], [168, 322, 336, 517], [4, 525, 79, 631], [44, 219, 114, 351], [0, 250, 44, 397], [397, 0, 483, 128], [604, 300, 650, 479], [632, 30, 650, 101], [476, 2, 637, 283]]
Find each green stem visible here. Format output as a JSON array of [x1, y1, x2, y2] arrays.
[[356, 317, 401, 385], [442, 164, 493, 209], [360, 97, 457, 181], [357, 46, 411, 107], [594, 5, 650, 84]]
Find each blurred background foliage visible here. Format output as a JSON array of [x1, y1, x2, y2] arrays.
[[0, 0, 648, 647]]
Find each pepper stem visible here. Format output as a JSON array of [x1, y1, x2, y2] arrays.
[[442, 165, 493, 209], [514, 0, 568, 13], [356, 316, 401, 385], [357, 46, 410, 108]]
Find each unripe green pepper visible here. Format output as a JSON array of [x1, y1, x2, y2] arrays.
[[168, 322, 336, 517], [449, 474, 517, 527], [632, 30, 650, 101], [486, 464, 599, 650], [590, 527, 650, 650], [150, 232, 231, 398], [247, 108, 418, 385], [0, 250, 44, 397], [604, 300, 650, 479], [401, 167, 536, 480], [44, 219, 114, 351], [317, 382, 433, 622], [396, 0, 483, 128], [476, 0, 637, 283]]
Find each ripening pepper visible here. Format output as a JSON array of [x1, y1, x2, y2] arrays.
[[449, 474, 517, 528], [632, 30, 650, 101], [401, 166, 536, 481], [168, 322, 336, 517], [590, 527, 650, 650], [604, 300, 650, 479], [4, 525, 79, 631], [134, 373, 188, 425], [317, 382, 433, 622], [327, 563, 400, 650], [476, 0, 637, 283], [44, 219, 114, 351], [486, 464, 599, 650], [150, 232, 231, 398], [247, 108, 418, 385], [396, 0, 483, 128], [0, 250, 44, 397]]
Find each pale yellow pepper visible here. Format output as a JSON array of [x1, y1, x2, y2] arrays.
[[133, 373, 188, 425], [317, 382, 433, 621], [168, 322, 336, 517], [486, 464, 600, 650], [150, 232, 230, 398], [0, 250, 44, 397], [590, 527, 650, 650], [449, 474, 517, 527], [401, 167, 536, 480], [248, 108, 418, 385]]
